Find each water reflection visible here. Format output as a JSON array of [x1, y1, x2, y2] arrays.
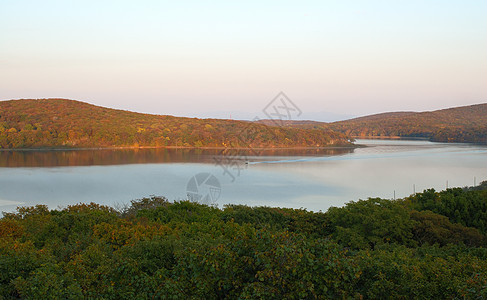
[[0, 147, 355, 168], [1, 140, 486, 213]]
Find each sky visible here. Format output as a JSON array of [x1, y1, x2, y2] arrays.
[[1, 0, 486, 121]]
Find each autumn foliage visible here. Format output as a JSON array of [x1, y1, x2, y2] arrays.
[[0, 99, 351, 149], [329, 104, 487, 143]]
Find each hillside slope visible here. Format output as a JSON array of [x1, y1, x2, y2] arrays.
[[0, 99, 350, 149], [328, 103, 487, 143]]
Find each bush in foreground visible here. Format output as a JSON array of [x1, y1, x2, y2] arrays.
[[1, 190, 486, 299]]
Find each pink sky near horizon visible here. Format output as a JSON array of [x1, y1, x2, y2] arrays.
[[1, 1, 486, 121]]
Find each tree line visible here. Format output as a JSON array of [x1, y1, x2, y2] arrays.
[[0, 99, 350, 149]]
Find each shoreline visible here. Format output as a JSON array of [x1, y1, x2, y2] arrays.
[[0, 144, 361, 152]]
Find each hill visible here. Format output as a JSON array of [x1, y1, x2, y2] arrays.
[[265, 104, 486, 143], [328, 103, 487, 143], [260, 103, 487, 143], [0, 99, 351, 149]]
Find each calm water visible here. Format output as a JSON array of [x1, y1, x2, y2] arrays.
[[1, 139, 486, 213]]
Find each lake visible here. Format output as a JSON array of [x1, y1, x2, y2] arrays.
[[1, 139, 486, 213]]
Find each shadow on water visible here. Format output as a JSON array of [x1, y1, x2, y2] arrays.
[[0, 147, 355, 168]]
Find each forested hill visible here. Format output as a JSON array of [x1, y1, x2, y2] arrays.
[[329, 103, 487, 143], [0, 99, 351, 149]]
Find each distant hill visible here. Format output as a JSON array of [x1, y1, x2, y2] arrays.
[[0, 99, 351, 149], [264, 104, 487, 144], [257, 119, 329, 129], [328, 103, 487, 143]]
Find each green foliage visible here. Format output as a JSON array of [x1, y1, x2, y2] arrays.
[[325, 198, 416, 249], [0, 240, 46, 298], [135, 199, 222, 225], [410, 210, 486, 247], [220, 205, 328, 237], [12, 263, 83, 299], [1, 190, 487, 298], [464, 180, 487, 191], [356, 244, 487, 299], [405, 188, 487, 234]]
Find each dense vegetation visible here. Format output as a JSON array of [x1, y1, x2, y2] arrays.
[[2, 99, 485, 148], [0, 99, 350, 149], [328, 103, 487, 143], [1, 185, 487, 298]]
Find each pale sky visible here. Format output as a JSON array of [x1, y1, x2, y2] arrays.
[[1, 0, 486, 121]]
